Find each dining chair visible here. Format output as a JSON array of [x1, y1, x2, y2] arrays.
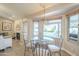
[[25, 40, 31, 51], [48, 37, 64, 56], [23, 39, 32, 56], [31, 40, 49, 56]]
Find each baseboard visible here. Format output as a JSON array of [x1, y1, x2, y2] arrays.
[[61, 48, 76, 56]]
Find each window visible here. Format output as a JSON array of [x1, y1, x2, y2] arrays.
[[43, 19, 61, 40], [69, 14, 79, 41], [33, 21, 39, 40], [23, 22, 28, 40]]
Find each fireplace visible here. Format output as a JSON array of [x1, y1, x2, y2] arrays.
[[16, 33, 20, 40]]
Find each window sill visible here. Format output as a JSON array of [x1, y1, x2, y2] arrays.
[[69, 37, 78, 41]]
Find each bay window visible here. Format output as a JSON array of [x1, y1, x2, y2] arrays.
[[33, 19, 61, 41]]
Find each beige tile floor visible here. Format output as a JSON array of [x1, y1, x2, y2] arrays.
[[0, 40, 70, 56]]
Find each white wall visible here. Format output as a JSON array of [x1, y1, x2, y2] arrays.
[[0, 17, 14, 37], [14, 18, 33, 41], [62, 15, 79, 56]]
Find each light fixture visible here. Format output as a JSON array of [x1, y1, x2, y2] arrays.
[[9, 17, 12, 19], [8, 15, 15, 20], [40, 4, 46, 21], [12, 15, 15, 18]]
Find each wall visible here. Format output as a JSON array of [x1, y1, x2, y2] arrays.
[[14, 19, 22, 33], [14, 18, 33, 42], [0, 17, 14, 37], [62, 15, 79, 56], [14, 19, 23, 41]]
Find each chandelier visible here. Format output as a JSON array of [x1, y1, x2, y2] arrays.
[[40, 4, 46, 21]]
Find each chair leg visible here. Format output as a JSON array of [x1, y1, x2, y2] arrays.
[[47, 52, 50, 56], [28, 48, 30, 51], [32, 48, 35, 56], [59, 51, 61, 56], [49, 51, 52, 56], [53, 52, 56, 56], [32, 50, 35, 56]]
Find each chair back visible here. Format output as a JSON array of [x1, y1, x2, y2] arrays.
[[25, 40, 31, 48], [53, 37, 64, 50]]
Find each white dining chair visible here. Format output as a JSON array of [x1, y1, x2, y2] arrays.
[[48, 37, 64, 56], [25, 40, 31, 51]]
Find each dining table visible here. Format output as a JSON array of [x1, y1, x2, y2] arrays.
[[31, 39, 54, 56]]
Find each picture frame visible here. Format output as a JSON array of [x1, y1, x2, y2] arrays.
[[2, 21, 12, 31]]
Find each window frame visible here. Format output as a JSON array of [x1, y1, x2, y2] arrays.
[[68, 14, 79, 41], [23, 21, 29, 40], [43, 19, 62, 40], [33, 20, 39, 40]]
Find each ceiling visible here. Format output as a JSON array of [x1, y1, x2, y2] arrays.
[[0, 3, 79, 20]]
